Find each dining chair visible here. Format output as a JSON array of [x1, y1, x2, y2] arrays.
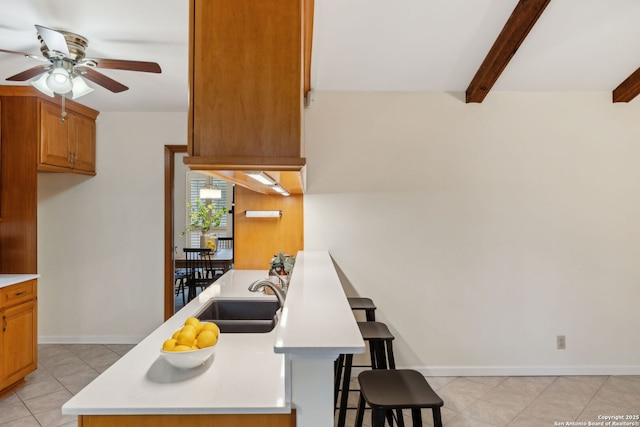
[[174, 270, 187, 306], [217, 237, 233, 249], [183, 248, 216, 301]]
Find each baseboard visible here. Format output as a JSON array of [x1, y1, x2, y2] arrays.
[[353, 365, 640, 376], [38, 335, 144, 345]]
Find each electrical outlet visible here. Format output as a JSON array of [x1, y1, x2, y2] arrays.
[[557, 335, 566, 350]]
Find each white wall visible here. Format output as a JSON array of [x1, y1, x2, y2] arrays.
[[38, 112, 187, 343], [304, 91, 640, 375]]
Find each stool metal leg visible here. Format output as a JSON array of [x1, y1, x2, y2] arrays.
[[366, 308, 375, 321], [386, 340, 396, 369], [373, 340, 387, 369], [411, 408, 422, 427], [368, 340, 377, 369], [336, 354, 353, 427], [371, 407, 386, 427], [334, 354, 344, 409], [354, 393, 366, 427], [433, 407, 443, 427]]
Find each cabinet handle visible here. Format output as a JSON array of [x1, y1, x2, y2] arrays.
[[2, 316, 6, 332], [14, 291, 27, 296]]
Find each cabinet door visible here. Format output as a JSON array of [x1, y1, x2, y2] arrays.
[[1, 300, 37, 389], [39, 101, 71, 168], [191, 0, 302, 159], [68, 112, 96, 173]]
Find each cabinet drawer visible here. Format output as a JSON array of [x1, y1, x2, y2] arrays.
[[2, 280, 37, 307]]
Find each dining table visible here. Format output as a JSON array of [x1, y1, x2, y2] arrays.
[[174, 248, 234, 300]]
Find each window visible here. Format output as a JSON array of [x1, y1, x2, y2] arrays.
[[186, 172, 233, 248]]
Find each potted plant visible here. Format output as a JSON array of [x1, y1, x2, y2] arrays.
[[270, 251, 295, 276], [181, 199, 228, 251]]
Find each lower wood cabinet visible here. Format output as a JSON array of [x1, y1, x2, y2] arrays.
[[0, 280, 37, 393], [78, 411, 296, 427]]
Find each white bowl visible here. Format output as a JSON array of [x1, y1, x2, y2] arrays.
[[161, 346, 216, 369]]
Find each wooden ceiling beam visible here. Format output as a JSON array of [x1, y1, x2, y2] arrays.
[[613, 67, 640, 103], [465, 0, 551, 103]]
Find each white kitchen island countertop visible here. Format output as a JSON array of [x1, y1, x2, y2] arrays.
[[62, 270, 287, 415], [0, 274, 39, 289], [62, 250, 364, 423]]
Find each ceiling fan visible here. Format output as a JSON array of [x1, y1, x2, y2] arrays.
[[0, 25, 162, 100]]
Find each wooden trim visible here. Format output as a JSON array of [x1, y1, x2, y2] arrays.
[[164, 145, 188, 320], [465, 0, 551, 103], [303, 0, 314, 97], [183, 156, 306, 171], [0, 85, 98, 119], [79, 411, 296, 427], [613, 66, 640, 103], [187, 1, 195, 156]]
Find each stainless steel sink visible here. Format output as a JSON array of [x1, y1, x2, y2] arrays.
[[194, 299, 280, 333]]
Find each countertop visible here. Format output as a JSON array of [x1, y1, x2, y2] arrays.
[[274, 251, 365, 358], [0, 274, 40, 289], [62, 270, 288, 415], [62, 250, 364, 416]]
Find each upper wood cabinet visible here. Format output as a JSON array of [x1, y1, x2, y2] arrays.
[[185, 0, 307, 172], [38, 100, 97, 176]]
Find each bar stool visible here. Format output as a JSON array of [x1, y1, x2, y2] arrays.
[[347, 297, 377, 321], [335, 321, 395, 427], [355, 369, 444, 427]]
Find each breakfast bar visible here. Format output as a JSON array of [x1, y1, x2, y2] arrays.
[[62, 250, 364, 427]]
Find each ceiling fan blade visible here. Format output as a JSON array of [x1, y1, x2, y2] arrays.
[[89, 58, 161, 73], [1, 48, 31, 56], [0, 48, 49, 62], [35, 24, 69, 56], [6, 65, 49, 81], [79, 67, 129, 93]]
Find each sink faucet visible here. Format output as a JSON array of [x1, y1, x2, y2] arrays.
[[248, 279, 287, 308], [269, 269, 290, 292]]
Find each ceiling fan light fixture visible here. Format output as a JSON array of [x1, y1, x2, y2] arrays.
[[46, 66, 72, 94], [31, 73, 54, 97], [70, 75, 94, 100]]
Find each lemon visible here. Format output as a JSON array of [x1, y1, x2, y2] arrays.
[[181, 324, 198, 336], [201, 322, 220, 338], [174, 345, 193, 352], [171, 329, 181, 340], [196, 329, 218, 348], [177, 329, 197, 346], [162, 338, 178, 351], [184, 317, 203, 333]]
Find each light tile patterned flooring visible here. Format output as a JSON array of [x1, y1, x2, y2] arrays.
[[0, 344, 134, 427], [1, 345, 638, 427], [337, 374, 640, 427]]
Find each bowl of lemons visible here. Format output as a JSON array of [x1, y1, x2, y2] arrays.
[[161, 317, 220, 369]]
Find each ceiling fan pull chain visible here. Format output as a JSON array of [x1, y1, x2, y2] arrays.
[[60, 94, 67, 123]]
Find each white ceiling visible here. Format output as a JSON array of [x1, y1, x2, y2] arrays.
[[1, 0, 640, 112]]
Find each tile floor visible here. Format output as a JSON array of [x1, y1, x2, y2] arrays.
[[0, 344, 134, 427], [0, 344, 638, 427], [337, 374, 640, 426]]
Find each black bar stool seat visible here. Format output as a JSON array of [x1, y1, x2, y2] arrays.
[[347, 297, 377, 321], [355, 369, 444, 427]]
